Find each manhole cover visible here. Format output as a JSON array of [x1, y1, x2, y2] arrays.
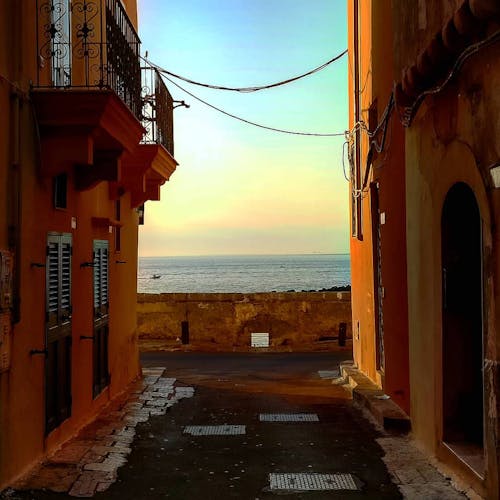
[[259, 413, 319, 422], [183, 425, 246, 436], [269, 473, 359, 491]]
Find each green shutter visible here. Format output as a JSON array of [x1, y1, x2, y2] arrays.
[[93, 240, 109, 318]]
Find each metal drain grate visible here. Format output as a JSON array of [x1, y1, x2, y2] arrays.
[[183, 425, 246, 436], [269, 473, 359, 491], [259, 413, 319, 422]]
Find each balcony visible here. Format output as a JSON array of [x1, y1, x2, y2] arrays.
[[35, 0, 141, 118], [142, 66, 174, 157], [32, 0, 177, 199], [120, 66, 178, 208]]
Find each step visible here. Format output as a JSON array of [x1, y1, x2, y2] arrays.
[[340, 362, 411, 434]]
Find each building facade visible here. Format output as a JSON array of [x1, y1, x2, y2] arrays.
[[0, 0, 177, 487], [347, 0, 410, 416], [348, 0, 500, 497]]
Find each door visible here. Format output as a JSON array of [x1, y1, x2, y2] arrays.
[[93, 240, 110, 397], [370, 182, 385, 371], [441, 183, 484, 462], [45, 233, 72, 433]]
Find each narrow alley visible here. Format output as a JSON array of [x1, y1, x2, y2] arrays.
[[6, 353, 466, 499]]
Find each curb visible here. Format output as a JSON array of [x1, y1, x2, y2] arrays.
[[340, 362, 411, 433]]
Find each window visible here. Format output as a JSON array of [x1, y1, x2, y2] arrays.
[[137, 204, 145, 226], [53, 173, 68, 209], [114, 200, 121, 252], [45, 233, 72, 433], [46, 234, 72, 335]]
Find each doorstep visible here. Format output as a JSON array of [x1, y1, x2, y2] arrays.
[[340, 362, 411, 434]]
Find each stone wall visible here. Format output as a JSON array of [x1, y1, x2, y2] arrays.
[[137, 292, 352, 351]]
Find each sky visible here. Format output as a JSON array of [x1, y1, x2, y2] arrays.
[[136, 0, 349, 256]]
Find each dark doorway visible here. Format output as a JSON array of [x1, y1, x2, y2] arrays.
[[441, 182, 484, 474], [181, 321, 190, 345], [370, 182, 384, 372]]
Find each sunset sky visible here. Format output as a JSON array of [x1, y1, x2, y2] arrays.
[[136, 0, 348, 256]]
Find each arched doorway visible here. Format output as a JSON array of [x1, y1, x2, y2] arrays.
[[441, 182, 484, 473]]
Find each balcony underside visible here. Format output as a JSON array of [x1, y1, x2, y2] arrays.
[[32, 89, 145, 190], [119, 144, 178, 208], [32, 87, 177, 207]]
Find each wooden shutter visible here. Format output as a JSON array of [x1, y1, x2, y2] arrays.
[[46, 233, 72, 333], [46, 237, 59, 329], [45, 232, 72, 433], [93, 240, 109, 318], [60, 235, 72, 324], [93, 240, 110, 397]]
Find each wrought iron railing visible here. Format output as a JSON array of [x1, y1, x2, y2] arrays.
[[141, 66, 174, 156], [35, 0, 142, 119]]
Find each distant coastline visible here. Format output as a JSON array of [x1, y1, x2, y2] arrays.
[[279, 285, 352, 293], [139, 252, 350, 259]]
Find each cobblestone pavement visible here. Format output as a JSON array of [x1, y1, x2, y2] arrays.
[[8, 367, 194, 498], [2, 353, 473, 499], [376, 437, 474, 499]]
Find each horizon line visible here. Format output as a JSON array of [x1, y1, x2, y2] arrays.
[[138, 252, 350, 258]]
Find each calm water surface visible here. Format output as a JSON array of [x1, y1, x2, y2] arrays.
[[138, 254, 351, 294]]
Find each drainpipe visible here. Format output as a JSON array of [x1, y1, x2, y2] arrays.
[[8, 90, 21, 324], [353, 0, 362, 239], [7, 0, 23, 324]]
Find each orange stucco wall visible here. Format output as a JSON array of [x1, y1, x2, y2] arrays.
[[348, 0, 410, 414], [348, 0, 376, 388], [350, 0, 500, 496], [0, 0, 145, 487]]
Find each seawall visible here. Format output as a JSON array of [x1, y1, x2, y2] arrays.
[[137, 292, 352, 351]]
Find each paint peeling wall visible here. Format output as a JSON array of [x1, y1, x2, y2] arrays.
[[392, 0, 500, 496]]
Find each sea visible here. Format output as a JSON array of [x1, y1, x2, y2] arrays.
[[138, 254, 351, 294]]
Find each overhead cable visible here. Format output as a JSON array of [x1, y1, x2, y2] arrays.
[[344, 91, 395, 193], [162, 73, 345, 137], [143, 50, 347, 93], [401, 28, 500, 127]]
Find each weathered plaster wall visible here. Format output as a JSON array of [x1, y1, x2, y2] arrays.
[[137, 292, 352, 351], [394, 0, 500, 495]]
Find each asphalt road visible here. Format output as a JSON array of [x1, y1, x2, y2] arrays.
[[128, 352, 399, 499], [12, 352, 402, 499]]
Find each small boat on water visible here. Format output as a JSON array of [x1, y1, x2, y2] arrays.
[[151, 274, 162, 279]]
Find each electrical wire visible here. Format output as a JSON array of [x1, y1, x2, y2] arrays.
[[0, 73, 27, 96], [344, 24, 500, 199], [342, 139, 350, 182], [401, 28, 500, 127], [343, 89, 395, 196], [142, 50, 347, 93], [161, 73, 346, 137]]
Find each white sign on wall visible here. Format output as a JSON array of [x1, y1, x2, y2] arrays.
[[251, 332, 269, 348]]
